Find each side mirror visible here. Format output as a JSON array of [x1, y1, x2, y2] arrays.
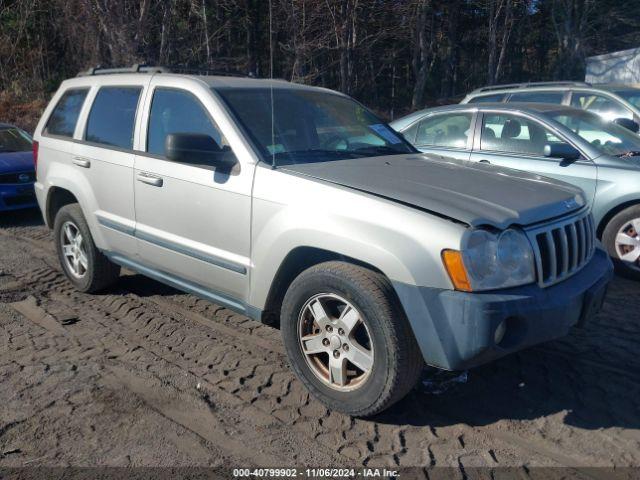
[[544, 143, 581, 162], [165, 133, 237, 168], [613, 117, 640, 133]]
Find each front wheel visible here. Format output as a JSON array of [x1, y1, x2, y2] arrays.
[[280, 261, 423, 417], [602, 205, 640, 280]]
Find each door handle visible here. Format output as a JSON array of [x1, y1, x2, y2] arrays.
[[72, 157, 91, 168], [478, 159, 491, 164], [136, 172, 163, 187]]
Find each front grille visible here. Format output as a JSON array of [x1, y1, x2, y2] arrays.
[[526, 209, 595, 288], [0, 171, 35, 184]]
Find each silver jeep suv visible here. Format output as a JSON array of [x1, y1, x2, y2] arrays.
[[33, 66, 613, 416]]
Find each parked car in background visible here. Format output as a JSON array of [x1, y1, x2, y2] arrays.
[[33, 66, 612, 416], [460, 82, 640, 132], [391, 103, 640, 279], [0, 123, 37, 212]]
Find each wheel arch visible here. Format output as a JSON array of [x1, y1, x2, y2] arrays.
[[597, 198, 640, 238], [260, 246, 397, 325], [45, 186, 80, 228]]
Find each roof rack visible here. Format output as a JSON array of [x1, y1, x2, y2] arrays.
[[167, 66, 253, 77], [473, 81, 591, 93], [77, 64, 171, 77], [77, 63, 253, 78]]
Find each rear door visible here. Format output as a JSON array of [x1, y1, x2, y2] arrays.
[[470, 111, 598, 206], [132, 77, 254, 306], [403, 111, 475, 161], [73, 78, 147, 256]]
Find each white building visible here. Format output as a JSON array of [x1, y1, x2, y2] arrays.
[[586, 47, 640, 85]]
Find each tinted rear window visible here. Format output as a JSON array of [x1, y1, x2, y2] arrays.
[[45, 89, 89, 137], [85, 87, 142, 149], [508, 91, 564, 104], [467, 93, 506, 103]]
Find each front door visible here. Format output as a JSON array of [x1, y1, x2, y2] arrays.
[[470, 112, 598, 207], [133, 81, 254, 306]]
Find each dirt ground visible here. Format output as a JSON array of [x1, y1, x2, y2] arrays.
[[0, 209, 639, 476]]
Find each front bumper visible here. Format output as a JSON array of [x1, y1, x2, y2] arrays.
[[393, 247, 614, 371], [0, 183, 37, 211]]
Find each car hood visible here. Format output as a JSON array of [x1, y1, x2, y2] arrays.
[[596, 153, 640, 170], [0, 151, 34, 174], [281, 154, 586, 229]]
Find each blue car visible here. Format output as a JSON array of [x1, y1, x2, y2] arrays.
[[0, 123, 37, 212]]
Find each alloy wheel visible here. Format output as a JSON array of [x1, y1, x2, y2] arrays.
[[298, 293, 374, 391], [60, 221, 88, 278]]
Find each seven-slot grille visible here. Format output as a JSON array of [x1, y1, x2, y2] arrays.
[[526, 209, 595, 288]]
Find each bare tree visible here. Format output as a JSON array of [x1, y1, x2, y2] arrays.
[[411, 0, 436, 109]]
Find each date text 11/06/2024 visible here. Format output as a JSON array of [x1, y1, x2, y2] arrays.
[[232, 468, 400, 477]]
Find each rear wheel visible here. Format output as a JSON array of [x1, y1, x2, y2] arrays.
[[602, 205, 640, 280], [53, 204, 120, 292], [281, 261, 423, 417]]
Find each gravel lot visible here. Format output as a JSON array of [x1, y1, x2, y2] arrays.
[[0, 208, 639, 475]]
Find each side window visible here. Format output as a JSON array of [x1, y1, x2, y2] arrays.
[[467, 94, 506, 104], [415, 113, 473, 149], [571, 93, 632, 121], [402, 122, 419, 143], [147, 88, 224, 157], [508, 91, 564, 104], [480, 114, 553, 156], [85, 87, 142, 149], [44, 89, 89, 137]]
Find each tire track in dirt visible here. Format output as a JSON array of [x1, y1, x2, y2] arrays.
[[1, 223, 639, 469]]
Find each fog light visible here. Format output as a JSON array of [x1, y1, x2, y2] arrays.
[[494, 320, 507, 344]]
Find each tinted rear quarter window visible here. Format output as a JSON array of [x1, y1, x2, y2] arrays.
[[508, 91, 564, 103], [85, 87, 142, 149], [467, 93, 506, 103], [45, 89, 89, 137]]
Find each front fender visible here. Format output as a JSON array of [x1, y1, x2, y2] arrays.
[[248, 166, 466, 310]]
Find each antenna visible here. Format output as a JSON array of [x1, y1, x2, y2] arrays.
[[269, 0, 276, 168]]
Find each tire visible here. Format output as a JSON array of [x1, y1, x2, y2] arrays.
[[602, 205, 640, 280], [53, 203, 120, 292], [280, 261, 423, 417]]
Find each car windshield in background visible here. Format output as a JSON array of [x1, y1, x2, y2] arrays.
[[550, 110, 640, 157], [614, 89, 640, 110], [215, 87, 415, 165], [0, 127, 32, 153]]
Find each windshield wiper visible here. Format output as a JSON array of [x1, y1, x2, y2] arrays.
[[273, 149, 367, 158], [616, 150, 640, 158], [348, 145, 408, 155]]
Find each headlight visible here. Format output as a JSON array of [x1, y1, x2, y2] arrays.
[[443, 227, 535, 291]]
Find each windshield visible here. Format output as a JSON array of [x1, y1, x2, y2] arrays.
[[215, 87, 415, 165], [550, 110, 640, 157], [614, 89, 640, 110], [0, 127, 32, 153]]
